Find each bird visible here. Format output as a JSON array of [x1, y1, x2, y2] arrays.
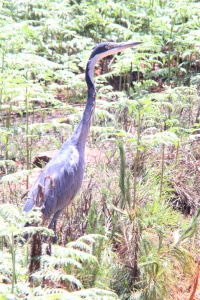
[[23, 41, 142, 236]]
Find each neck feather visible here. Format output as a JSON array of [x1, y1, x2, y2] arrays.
[[70, 59, 96, 149], [82, 59, 96, 125]]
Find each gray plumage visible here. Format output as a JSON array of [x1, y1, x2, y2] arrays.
[[23, 41, 142, 233]]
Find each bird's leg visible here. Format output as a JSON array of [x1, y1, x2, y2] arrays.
[[53, 219, 57, 233], [48, 208, 64, 243], [50, 220, 58, 244], [48, 209, 63, 230]]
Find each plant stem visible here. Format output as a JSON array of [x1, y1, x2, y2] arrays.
[[118, 140, 126, 209], [160, 143, 165, 200], [137, 65, 140, 82], [25, 74, 29, 189], [5, 101, 12, 160], [168, 44, 171, 86], [133, 111, 141, 209], [127, 63, 132, 97], [119, 66, 122, 91], [0, 49, 5, 103], [11, 233, 16, 294], [175, 141, 179, 164]]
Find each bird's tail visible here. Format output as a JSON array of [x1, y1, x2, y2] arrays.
[[23, 193, 36, 212]]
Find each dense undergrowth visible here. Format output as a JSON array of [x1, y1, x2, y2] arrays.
[[0, 0, 200, 299]]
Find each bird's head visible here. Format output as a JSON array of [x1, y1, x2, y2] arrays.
[[89, 41, 143, 63], [86, 40, 143, 86]]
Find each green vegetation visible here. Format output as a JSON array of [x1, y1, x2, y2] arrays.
[[0, 0, 200, 299]]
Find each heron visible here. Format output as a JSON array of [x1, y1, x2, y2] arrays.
[[23, 41, 142, 235]]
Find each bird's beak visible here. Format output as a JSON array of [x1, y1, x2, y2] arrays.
[[102, 41, 143, 58], [115, 41, 143, 51]]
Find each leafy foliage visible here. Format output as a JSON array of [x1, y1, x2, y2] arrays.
[[0, 0, 200, 299]]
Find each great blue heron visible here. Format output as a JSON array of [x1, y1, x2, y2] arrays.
[[23, 41, 142, 234]]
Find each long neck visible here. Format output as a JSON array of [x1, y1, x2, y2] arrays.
[[83, 60, 96, 124], [71, 59, 96, 149]]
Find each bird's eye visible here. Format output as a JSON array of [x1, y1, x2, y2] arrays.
[[105, 44, 112, 49]]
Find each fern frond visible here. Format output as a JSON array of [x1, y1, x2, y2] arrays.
[[94, 108, 114, 121], [141, 131, 179, 148], [176, 207, 200, 243], [2, 169, 31, 184], [66, 241, 92, 253], [73, 287, 119, 299], [77, 234, 107, 244], [0, 283, 12, 296], [22, 226, 53, 237], [97, 85, 113, 94], [52, 245, 98, 264], [91, 126, 115, 135], [33, 286, 81, 299], [32, 268, 82, 289], [22, 207, 43, 225], [0, 204, 25, 229], [40, 255, 82, 269], [0, 160, 15, 168], [0, 252, 12, 282]]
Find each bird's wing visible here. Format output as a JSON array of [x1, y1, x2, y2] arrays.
[[23, 145, 84, 219]]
